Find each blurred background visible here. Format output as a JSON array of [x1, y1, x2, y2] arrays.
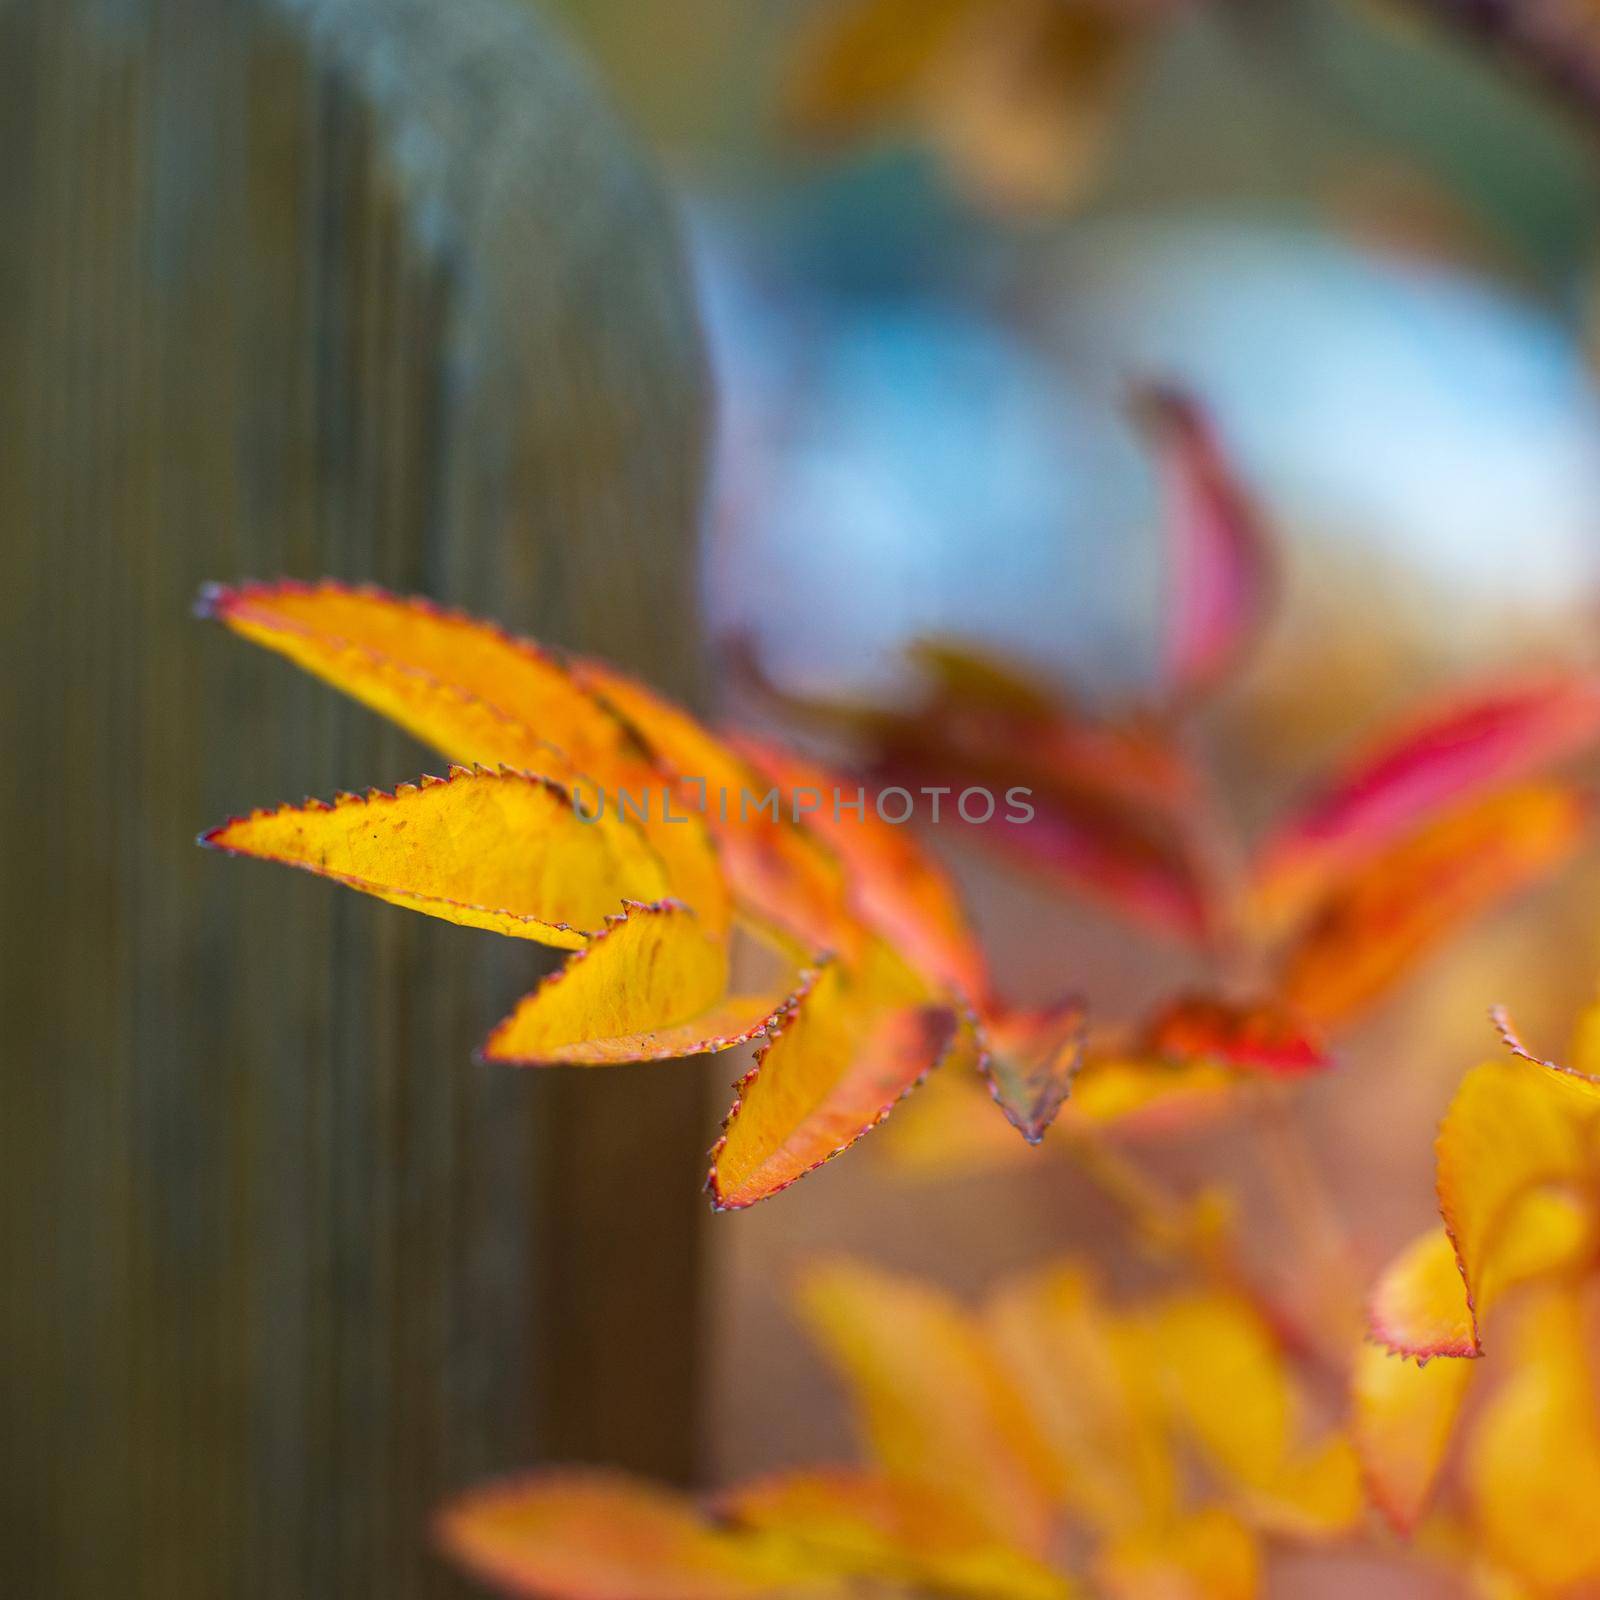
[[543, 2, 1600, 1592], [7, 0, 1600, 1594]]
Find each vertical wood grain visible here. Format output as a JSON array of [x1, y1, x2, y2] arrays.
[[0, 1, 712, 1593]]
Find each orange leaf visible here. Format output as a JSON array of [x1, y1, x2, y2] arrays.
[[731, 735, 988, 999], [1352, 1336, 1474, 1536], [1365, 1228, 1475, 1361], [1253, 673, 1600, 927], [200, 581, 731, 934], [201, 765, 668, 949], [1276, 784, 1589, 1027], [1138, 385, 1274, 702], [1141, 993, 1330, 1078], [793, 1258, 1060, 1555], [435, 1471, 802, 1600], [979, 999, 1089, 1144], [721, 1469, 1073, 1600], [707, 943, 957, 1208], [482, 903, 809, 1067]]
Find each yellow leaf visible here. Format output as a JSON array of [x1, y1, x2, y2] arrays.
[[1065, 1054, 1241, 1133], [1568, 990, 1600, 1079], [722, 1469, 1074, 1600], [1241, 1433, 1363, 1541], [1436, 1060, 1598, 1352], [986, 1265, 1176, 1537], [482, 903, 806, 1066], [202, 766, 668, 949], [1352, 1338, 1474, 1537], [708, 944, 957, 1208], [201, 581, 731, 934], [202, 580, 636, 780], [1134, 1292, 1291, 1494], [1097, 1508, 1260, 1600], [1466, 1289, 1600, 1592], [435, 1470, 812, 1600], [792, 1259, 1060, 1555]]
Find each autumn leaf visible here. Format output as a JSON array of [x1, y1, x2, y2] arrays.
[[573, 662, 851, 952], [1133, 1290, 1361, 1539], [1253, 673, 1600, 929], [1096, 1508, 1260, 1600], [986, 1265, 1176, 1537], [978, 1000, 1089, 1144], [480, 903, 812, 1067], [706, 960, 958, 1208], [720, 1469, 1074, 1600], [198, 580, 626, 778], [1438, 1059, 1600, 1353], [1352, 1333, 1475, 1536], [1066, 1052, 1242, 1134], [1141, 993, 1330, 1078], [205, 579, 1016, 1205], [1464, 1287, 1600, 1593], [731, 735, 988, 1000], [200, 580, 732, 934], [1136, 385, 1275, 703], [435, 1471, 807, 1600], [876, 1043, 1244, 1180], [1354, 990, 1600, 1540], [1365, 1227, 1476, 1362], [201, 765, 670, 949], [794, 1258, 1061, 1554], [1277, 783, 1590, 1026]]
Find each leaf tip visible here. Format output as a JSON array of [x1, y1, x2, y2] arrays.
[[192, 580, 237, 621]]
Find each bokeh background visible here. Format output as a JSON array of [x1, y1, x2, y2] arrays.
[[545, 1, 1600, 1590]]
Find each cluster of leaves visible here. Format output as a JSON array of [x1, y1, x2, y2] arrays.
[[1354, 1001, 1600, 1591], [203, 390, 1600, 1594], [743, 385, 1600, 1175], [439, 1257, 1359, 1600], [198, 577, 1088, 1209]]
